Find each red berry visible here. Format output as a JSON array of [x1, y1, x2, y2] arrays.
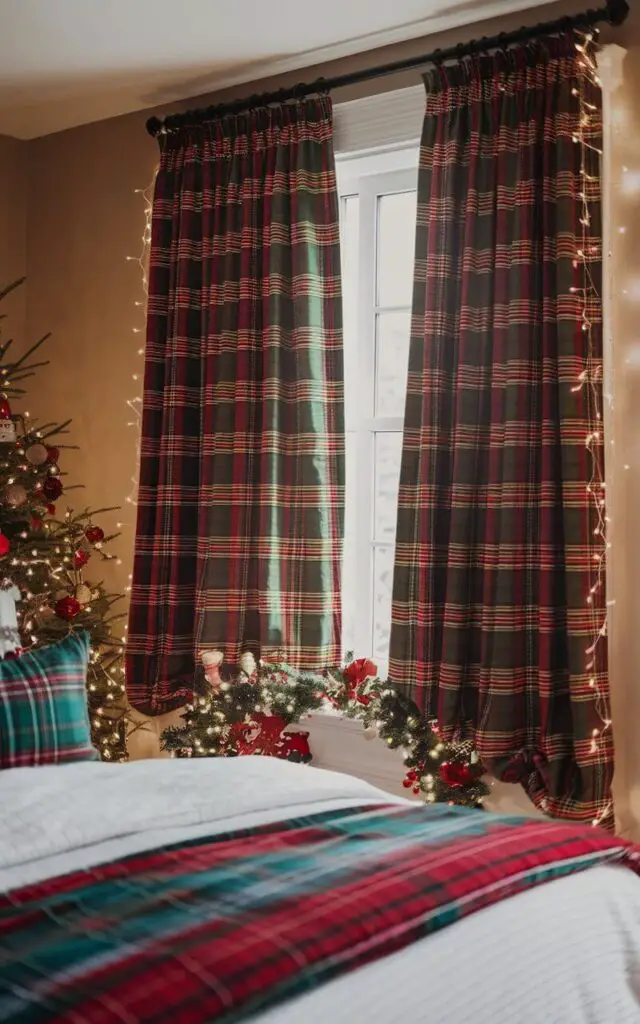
[[402, 779, 413, 789]]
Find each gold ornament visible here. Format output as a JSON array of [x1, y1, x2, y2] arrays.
[[25, 443, 48, 465], [4, 483, 27, 507], [75, 583, 92, 606]]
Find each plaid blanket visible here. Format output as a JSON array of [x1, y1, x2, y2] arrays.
[[1, 803, 639, 1023]]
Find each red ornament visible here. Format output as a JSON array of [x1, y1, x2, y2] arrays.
[[73, 548, 90, 569], [43, 477, 63, 501], [46, 503, 56, 515], [54, 595, 81, 621], [0, 533, 9, 557], [45, 446, 60, 464], [30, 517, 43, 532], [281, 730, 312, 763], [85, 525, 105, 544], [439, 761, 475, 788], [0, 397, 12, 420]]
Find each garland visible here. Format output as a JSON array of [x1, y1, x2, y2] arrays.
[[162, 652, 488, 807]]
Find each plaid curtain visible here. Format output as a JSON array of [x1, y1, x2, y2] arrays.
[[126, 98, 344, 715], [389, 35, 613, 826]]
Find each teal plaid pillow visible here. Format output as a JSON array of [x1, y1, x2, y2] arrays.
[[0, 631, 98, 768]]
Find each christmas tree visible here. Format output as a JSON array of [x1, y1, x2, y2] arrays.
[[0, 279, 127, 760]]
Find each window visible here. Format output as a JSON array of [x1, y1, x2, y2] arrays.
[[338, 149, 418, 675]]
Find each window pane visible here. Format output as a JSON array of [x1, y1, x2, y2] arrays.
[[340, 195, 360, 425], [375, 310, 410, 418], [376, 191, 417, 308], [372, 544, 395, 674], [342, 429, 359, 657], [374, 432, 402, 543]]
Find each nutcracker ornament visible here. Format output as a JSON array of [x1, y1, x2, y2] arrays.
[[0, 395, 15, 445], [0, 584, 21, 657], [201, 649, 223, 687]]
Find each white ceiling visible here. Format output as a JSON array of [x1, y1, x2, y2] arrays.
[[0, 0, 551, 139]]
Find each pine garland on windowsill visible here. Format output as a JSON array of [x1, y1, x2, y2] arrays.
[[161, 652, 489, 808]]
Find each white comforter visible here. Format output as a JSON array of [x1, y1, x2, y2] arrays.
[[2, 757, 640, 1023]]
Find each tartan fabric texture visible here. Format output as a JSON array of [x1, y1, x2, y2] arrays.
[[0, 631, 97, 768], [389, 36, 612, 826], [126, 98, 344, 714], [2, 802, 639, 1023]]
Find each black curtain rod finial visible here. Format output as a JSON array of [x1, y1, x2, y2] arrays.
[[146, 116, 163, 138], [606, 0, 630, 26]]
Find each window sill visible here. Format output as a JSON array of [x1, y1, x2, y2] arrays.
[[301, 709, 413, 799]]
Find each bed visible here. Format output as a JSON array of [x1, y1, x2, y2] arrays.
[[2, 756, 640, 1023]]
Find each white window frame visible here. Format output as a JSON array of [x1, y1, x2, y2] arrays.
[[337, 148, 419, 668]]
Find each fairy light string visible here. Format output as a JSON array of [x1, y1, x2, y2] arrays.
[[124, 179, 154, 519], [122, 177, 155, 613], [572, 30, 612, 828]]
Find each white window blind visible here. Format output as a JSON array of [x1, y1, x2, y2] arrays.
[[333, 85, 425, 157]]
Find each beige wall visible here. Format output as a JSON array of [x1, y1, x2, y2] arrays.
[[0, 135, 28, 347], [604, 31, 640, 839], [1, 1, 639, 812]]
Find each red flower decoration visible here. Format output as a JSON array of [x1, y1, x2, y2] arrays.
[[85, 525, 105, 544], [45, 446, 60, 464], [73, 548, 90, 569], [439, 761, 474, 788], [343, 658, 377, 686], [343, 658, 377, 706], [43, 477, 63, 501], [54, 595, 81, 621]]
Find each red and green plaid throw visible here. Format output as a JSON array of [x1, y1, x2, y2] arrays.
[[1, 802, 638, 1022]]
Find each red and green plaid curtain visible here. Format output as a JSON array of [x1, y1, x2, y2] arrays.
[[126, 98, 344, 715], [389, 35, 613, 826]]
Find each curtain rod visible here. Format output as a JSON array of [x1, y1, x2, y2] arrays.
[[146, 0, 629, 138]]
